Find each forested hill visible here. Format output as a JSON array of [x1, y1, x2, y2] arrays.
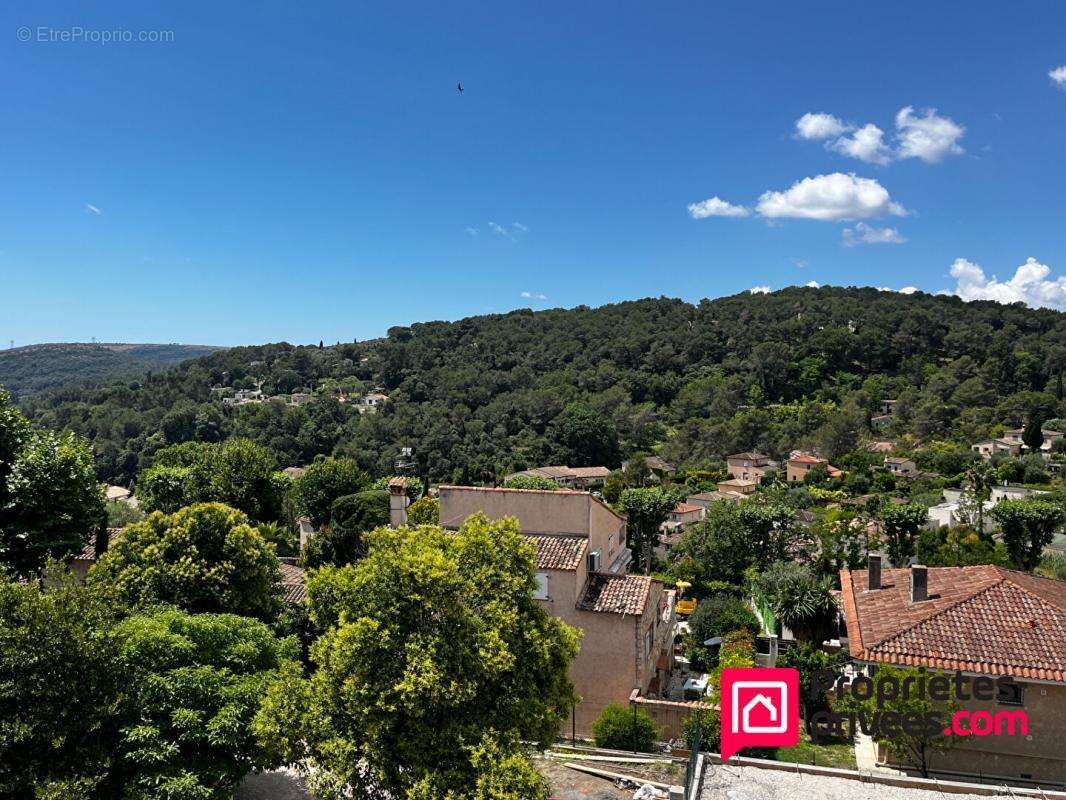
[[0, 343, 224, 399], [16, 286, 1066, 486]]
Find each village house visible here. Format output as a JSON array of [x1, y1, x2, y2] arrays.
[[715, 477, 760, 496], [926, 485, 1048, 531], [505, 465, 611, 490], [620, 455, 677, 482], [971, 437, 1021, 459], [660, 501, 704, 533], [687, 489, 747, 508], [288, 392, 313, 407], [725, 451, 774, 482], [883, 455, 917, 477], [840, 562, 1066, 787], [880, 398, 898, 416], [1001, 427, 1064, 453], [435, 485, 675, 735], [785, 452, 842, 483], [866, 440, 895, 453]]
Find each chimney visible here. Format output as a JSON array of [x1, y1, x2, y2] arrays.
[[910, 564, 928, 602], [388, 477, 409, 528], [868, 553, 882, 590], [93, 526, 112, 560]]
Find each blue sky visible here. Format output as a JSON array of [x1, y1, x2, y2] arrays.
[[2, 1, 1065, 346]]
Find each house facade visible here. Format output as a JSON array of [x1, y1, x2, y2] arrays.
[[437, 485, 675, 734], [786, 452, 841, 482], [725, 452, 774, 482], [505, 465, 611, 490], [840, 564, 1066, 787], [972, 438, 1022, 459]]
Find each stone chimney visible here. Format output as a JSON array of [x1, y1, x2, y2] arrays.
[[868, 553, 882, 590], [388, 477, 409, 528], [910, 564, 928, 602]]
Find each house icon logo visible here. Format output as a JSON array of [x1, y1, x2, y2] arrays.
[[720, 667, 799, 760]]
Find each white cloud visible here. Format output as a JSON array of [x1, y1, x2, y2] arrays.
[[804, 280, 821, 288], [85, 203, 102, 215], [749, 285, 771, 294], [946, 256, 1066, 310], [512, 222, 528, 232], [795, 113, 851, 140], [899, 286, 918, 294], [488, 221, 508, 236], [791, 258, 808, 269], [520, 290, 547, 300], [830, 124, 892, 165], [755, 173, 907, 221], [687, 196, 751, 219], [464, 227, 478, 236], [895, 106, 965, 163], [1050, 66, 1066, 89], [841, 221, 907, 247]]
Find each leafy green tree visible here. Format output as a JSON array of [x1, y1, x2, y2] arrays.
[[90, 502, 282, 621], [136, 464, 196, 514], [591, 704, 659, 752], [105, 607, 299, 800], [0, 574, 119, 799], [407, 495, 440, 525], [834, 665, 958, 777], [916, 525, 1011, 567], [992, 498, 1065, 570], [812, 507, 869, 579], [618, 487, 675, 572], [2, 430, 105, 577], [750, 561, 836, 642], [879, 503, 928, 566], [776, 641, 845, 720], [1037, 551, 1066, 580], [1023, 414, 1046, 452], [255, 514, 579, 799], [290, 457, 370, 528], [503, 474, 559, 490], [547, 402, 621, 468], [302, 490, 389, 567], [0, 388, 31, 506], [687, 592, 760, 670]]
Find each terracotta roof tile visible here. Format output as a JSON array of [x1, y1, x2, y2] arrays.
[[529, 534, 587, 571], [840, 565, 1066, 682], [578, 573, 654, 615], [280, 561, 307, 604]]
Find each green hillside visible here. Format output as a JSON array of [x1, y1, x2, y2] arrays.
[[0, 343, 224, 399], [15, 286, 1066, 485]]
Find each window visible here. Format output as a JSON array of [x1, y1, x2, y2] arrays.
[[997, 680, 1024, 706], [533, 571, 548, 600]]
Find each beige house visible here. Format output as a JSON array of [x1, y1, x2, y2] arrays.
[[725, 452, 773, 482], [437, 485, 675, 734], [1002, 427, 1064, 452], [715, 477, 760, 496], [840, 563, 1066, 787], [786, 452, 842, 482], [505, 465, 611, 490], [883, 455, 917, 476], [971, 438, 1021, 459]]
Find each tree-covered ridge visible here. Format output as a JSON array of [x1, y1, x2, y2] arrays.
[[17, 286, 1066, 486], [0, 342, 223, 399]]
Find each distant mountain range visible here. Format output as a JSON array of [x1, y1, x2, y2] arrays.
[[0, 343, 225, 399]]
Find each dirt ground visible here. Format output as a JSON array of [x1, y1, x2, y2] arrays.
[[537, 759, 631, 799]]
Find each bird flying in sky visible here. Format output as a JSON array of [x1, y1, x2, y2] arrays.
[[457, 82, 463, 94]]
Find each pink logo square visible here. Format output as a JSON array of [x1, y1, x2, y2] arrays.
[[719, 667, 799, 760]]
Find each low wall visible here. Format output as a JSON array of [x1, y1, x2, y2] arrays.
[[630, 689, 714, 741]]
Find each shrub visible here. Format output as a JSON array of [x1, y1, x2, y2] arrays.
[[591, 704, 659, 752], [687, 593, 760, 670]]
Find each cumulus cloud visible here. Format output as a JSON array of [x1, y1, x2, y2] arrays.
[[899, 286, 918, 294], [520, 290, 547, 300], [464, 227, 478, 236], [946, 256, 1066, 310], [1051, 66, 1066, 89], [687, 196, 751, 219], [749, 285, 771, 294], [512, 222, 528, 232], [85, 203, 102, 215], [755, 173, 907, 221], [488, 221, 508, 236], [830, 124, 892, 165], [795, 113, 851, 140], [841, 221, 907, 247], [895, 106, 965, 163], [804, 280, 821, 288]]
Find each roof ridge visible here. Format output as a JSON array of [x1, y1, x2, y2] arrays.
[[870, 569, 1008, 651]]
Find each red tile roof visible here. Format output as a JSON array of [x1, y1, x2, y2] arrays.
[[280, 561, 307, 604], [673, 502, 703, 514], [578, 573, 654, 615], [840, 566, 1066, 682], [789, 454, 826, 465], [529, 534, 587, 571], [74, 528, 125, 562]]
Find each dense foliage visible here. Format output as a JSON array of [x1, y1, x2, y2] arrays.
[[255, 514, 579, 799], [89, 503, 283, 621], [0, 343, 221, 399], [591, 704, 659, 753], [17, 287, 1066, 487], [0, 390, 105, 577]]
